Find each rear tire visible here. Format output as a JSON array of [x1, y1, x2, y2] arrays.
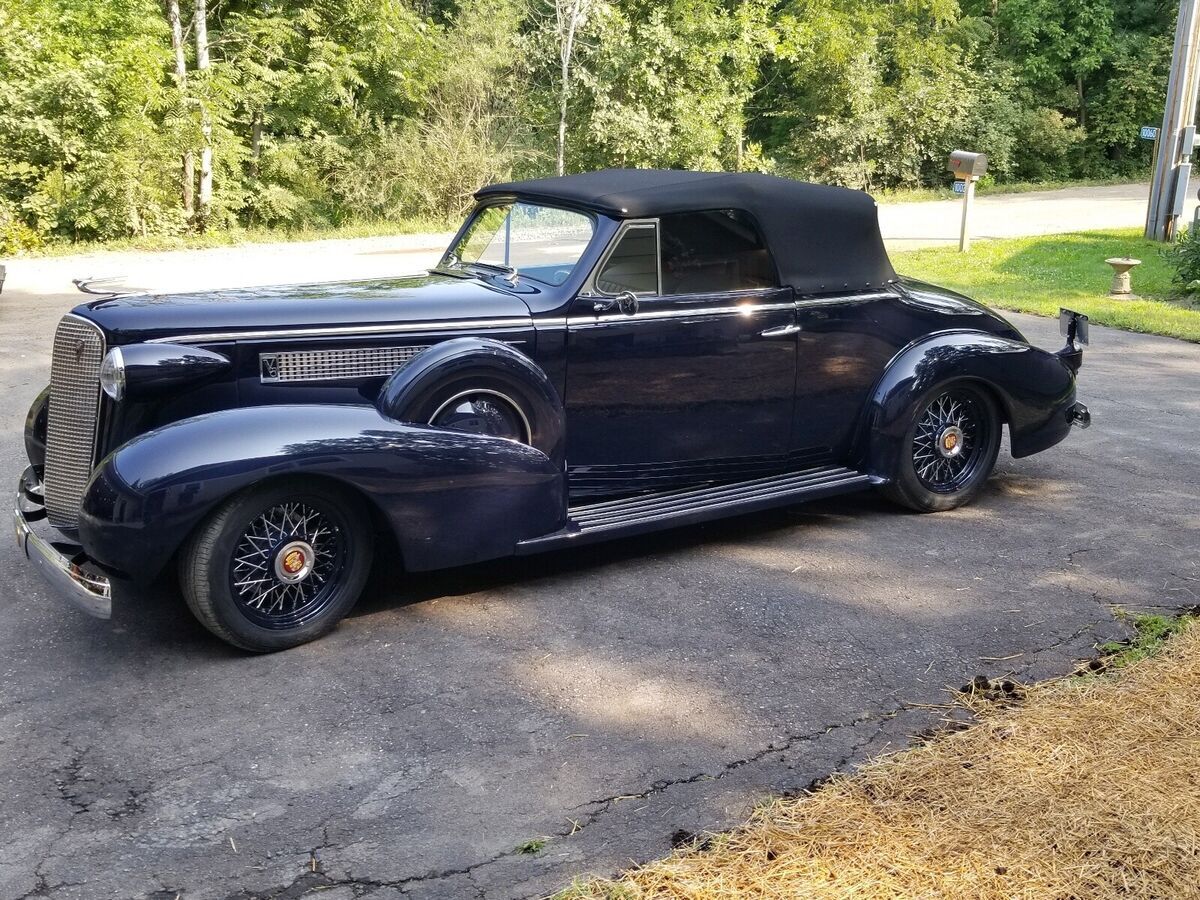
[[179, 479, 374, 652], [880, 382, 1001, 513]]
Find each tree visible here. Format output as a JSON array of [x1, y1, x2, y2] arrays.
[[553, 0, 591, 176], [194, 0, 211, 225], [993, 0, 1115, 130], [164, 0, 193, 218]]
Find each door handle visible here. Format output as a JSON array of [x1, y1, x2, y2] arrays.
[[759, 323, 801, 339]]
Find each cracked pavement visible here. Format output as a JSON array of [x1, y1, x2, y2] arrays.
[[1, 244, 1198, 899]]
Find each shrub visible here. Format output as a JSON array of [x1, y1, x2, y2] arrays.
[[1167, 225, 1200, 298]]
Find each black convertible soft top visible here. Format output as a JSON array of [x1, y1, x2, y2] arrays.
[[475, 168, 897, 294]]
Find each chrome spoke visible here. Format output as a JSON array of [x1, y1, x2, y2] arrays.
[[912, 391, 985, 493], [228, 500, 344, 627]]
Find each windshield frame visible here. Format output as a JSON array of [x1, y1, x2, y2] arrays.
[[438, 200, 599, 288]]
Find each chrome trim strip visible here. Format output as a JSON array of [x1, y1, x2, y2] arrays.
[[146, 318, 533, 344], [567, 300, 796, 326], [796, 291, 895, 307], [14, 467, 112, 618]]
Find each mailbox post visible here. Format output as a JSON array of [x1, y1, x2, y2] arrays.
[[948, 150, 988, 252]]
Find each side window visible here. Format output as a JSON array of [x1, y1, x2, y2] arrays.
[[595, 223, 659, 295], [659, 209, 779, 295]]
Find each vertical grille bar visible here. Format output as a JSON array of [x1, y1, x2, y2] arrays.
[[44, 315, 105, 530]]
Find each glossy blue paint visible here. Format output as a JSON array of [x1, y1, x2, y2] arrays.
[[118, 343, 231, 398], [23, 177, 1088, 604], [78, 404, 565, 581], [81, 273, 538, 344], [24, 386, 49, 470], [563, 286, 799, 494]]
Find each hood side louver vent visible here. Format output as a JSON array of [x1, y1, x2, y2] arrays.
[[260, 345, 431, 383]]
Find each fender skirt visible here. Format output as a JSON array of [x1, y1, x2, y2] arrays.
[[78, 404, 567, 582], [858, 330, 1078, 480]]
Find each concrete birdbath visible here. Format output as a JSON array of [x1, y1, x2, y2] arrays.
[[1105, 257, 1142, 298]]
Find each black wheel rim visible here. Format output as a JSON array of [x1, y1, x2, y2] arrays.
[[431, 392, 529, 443], [912, 389, 992, 493], [228, 501, 347, 630]]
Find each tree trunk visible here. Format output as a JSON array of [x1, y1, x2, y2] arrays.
[[1077, 74, 1087, 130], [248, 111, 262, 227], [556, 0, 587, 177], [195, 0, 213, 228], [165, 0, 194, 219], [250, 112, 262, 179]]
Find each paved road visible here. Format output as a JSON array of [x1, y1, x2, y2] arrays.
[[1, 191, 1199, 899], [879, 181, 1200, 248]]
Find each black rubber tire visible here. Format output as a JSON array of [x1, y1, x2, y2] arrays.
[[179, 479, 374, 652], [879, 381, 1002, 513]]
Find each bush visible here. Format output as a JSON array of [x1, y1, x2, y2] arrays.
[[1167, 225, 1200, 298], [0, 196, 42, 255]]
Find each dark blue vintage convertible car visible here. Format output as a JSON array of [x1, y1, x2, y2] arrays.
[[14, 169, 1090, 650]]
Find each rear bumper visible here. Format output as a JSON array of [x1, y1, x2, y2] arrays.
[[12, 467, 112, 618], [1068, 401, 1091, 428]]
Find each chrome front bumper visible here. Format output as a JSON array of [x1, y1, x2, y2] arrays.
[[12, 466, 111, 618]]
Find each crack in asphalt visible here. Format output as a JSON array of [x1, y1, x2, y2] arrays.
[[19, 601, 1121, 900], [17, 614, 1113, 900], [176, 614, 1117, 900]]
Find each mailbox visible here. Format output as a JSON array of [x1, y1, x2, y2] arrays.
[[948, 150, 988, 179]]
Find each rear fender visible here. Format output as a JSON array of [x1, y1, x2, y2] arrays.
[[857, 330, 1077, 479], [79, 404, 566, 582]]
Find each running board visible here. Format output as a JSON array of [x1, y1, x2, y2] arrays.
[[516, 465, 875, 553]]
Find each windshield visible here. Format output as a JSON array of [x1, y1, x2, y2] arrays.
[[443, 202, 594, 286]]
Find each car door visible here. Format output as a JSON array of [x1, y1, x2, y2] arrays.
[[563, 209, 798, 496]]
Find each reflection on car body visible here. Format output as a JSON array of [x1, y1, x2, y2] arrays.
[[14, 169, 1091, 651]]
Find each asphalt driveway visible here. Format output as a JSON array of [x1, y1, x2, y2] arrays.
[[1, 247, 1198, 900]]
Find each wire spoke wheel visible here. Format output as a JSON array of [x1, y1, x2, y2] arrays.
[[228, 500, 346, 630], [911, 388, 992, 493]]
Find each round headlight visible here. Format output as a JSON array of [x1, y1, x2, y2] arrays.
[[99, 347, 125, 401]]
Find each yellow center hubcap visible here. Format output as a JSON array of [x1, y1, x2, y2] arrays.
[[282, 549, 306, 574]]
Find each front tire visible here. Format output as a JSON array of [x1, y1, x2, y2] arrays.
[[179, 480, 374, 651], [880, 382, 1001, 513]]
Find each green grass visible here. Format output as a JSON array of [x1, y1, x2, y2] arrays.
[[515, 837, 548, 855], [892, 228, 1200, 343], [1098, 612, 1196, 669], [12, 216, 450, 258]]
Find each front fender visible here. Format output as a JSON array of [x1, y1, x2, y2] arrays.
[[24, 386, 50, 470], [858, 330, 1077, 480], [78, 404, 567, 581]]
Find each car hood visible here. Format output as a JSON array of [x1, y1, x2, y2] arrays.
[[75, 273, 534, 345]]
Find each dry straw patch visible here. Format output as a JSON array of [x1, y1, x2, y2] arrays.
[[566, 623, 1200, 900]]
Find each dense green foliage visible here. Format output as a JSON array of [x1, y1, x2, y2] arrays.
[[1168, 224, 1200, 295], [0, 0, 1180, 249]]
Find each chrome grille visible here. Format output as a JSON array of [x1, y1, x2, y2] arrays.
[[44, 316, 106, 530], [259, 345, 430, 383]]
